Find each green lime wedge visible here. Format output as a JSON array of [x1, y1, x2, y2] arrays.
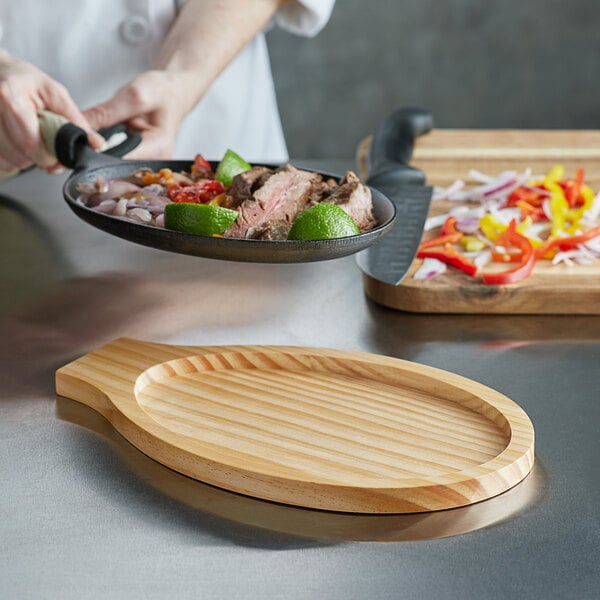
[[215, 149, 252, 187], [164, 202, 238, 236], [287, 203, 360, 241]]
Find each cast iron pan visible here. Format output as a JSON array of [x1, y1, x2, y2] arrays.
[[56, 123, 398, 263]]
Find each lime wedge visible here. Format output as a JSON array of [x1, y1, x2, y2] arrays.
[[164, 202, 238, 236], [215, 149, 251, 187], [287, 203, 360, 241]]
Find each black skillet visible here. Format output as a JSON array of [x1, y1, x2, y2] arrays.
[[56, 122, 399, 263]]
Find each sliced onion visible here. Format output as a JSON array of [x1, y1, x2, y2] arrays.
[[113, 197, 128, 216], [490, 207, 522, 224], [552, 244, 599, 265], [522, 221, 551, 240], [413, 258, 447, 280], [467, 169, 494, 183], [583, 237, 600, 253], [542, 198, 553, 221], [126, 208, 153, 223], [432, 179, 465, 201], [482, 176, 519, 198], [142, 183, 167, 195], [455, 217, 479, 234], [424, 213, 450, 231], [454, 206, 486, 233], [552, 251, 576, 266], [424, 206, 483, 232], [445, 169, 532, 204], [91, 199, 117, 214], [468, 249, 492, 270]]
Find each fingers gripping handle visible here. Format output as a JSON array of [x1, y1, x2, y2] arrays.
[[39, 109, 142, 171], [53, 122, 90, 169]]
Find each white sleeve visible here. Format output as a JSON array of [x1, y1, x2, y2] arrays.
[[273, 0, 336, 37]]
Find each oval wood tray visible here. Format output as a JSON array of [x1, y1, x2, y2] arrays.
[[55, 338, 535, 513]]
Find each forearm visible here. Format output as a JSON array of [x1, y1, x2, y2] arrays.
[[155, 0, 285, 105], [82, 0, 287, 159]]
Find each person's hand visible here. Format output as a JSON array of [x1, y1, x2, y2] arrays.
[[0, 50, 104, 174], [84, 70, 199, 160]]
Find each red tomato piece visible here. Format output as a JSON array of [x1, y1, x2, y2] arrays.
[[191, 154, 214, 179], [168, 180, 225, 204]]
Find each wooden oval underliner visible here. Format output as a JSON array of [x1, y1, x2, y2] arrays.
[[55, 338, 535, 513]]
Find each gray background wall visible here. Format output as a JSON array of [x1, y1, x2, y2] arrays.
[[266, 0, 599, 159]]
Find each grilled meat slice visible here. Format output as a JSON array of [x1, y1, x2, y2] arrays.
[[323, 171, 376, 231], [224, 165, 322, 239], [227, 165, 274, 208], [251, 220, 291, 241]]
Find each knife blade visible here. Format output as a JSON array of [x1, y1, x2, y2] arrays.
[[356, 108, 434, 285]]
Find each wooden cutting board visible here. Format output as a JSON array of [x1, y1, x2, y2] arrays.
[[55, 338, 535, 514], [357, 129, 600, 313]]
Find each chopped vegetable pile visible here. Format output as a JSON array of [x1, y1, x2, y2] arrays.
[[76, 149, 376, 241], [415, 165, 600, 285]]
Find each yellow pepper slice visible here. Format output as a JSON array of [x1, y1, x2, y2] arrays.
[[528, 164, 565, 188], [479, 214, 505, 241], [460, 236, 486, 252], [545, 164, 565, 183], [479, 214, 542, 248], [547, 185, 569, 236], [581, 185, 595, 204]]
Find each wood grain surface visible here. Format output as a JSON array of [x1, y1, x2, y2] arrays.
[[357, 129, 600, 313], [55, 338, 535, 514]]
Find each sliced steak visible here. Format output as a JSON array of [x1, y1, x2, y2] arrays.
[[224, 165, 322, 239], [251, 220, 291, 241], [325, 171, 376, 231], [305, 177, 338, 206], [227, 165, 274, 208]]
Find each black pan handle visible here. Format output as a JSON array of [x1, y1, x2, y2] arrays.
[[366, 107, 434, 190], [55, 122, 142, 171], [98, 123, 143, 158]]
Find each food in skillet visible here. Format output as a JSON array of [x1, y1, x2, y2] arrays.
[[413, 165, 600, 284], [76, 149, 376, 241]]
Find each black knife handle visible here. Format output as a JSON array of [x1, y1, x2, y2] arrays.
[[55, 122, 142, 171], [366, 107, 434, 190]]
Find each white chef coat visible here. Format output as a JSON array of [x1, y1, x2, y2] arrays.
[[0, 0, 335, 163]]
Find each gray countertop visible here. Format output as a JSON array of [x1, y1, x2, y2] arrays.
[[1, 165, 599, 599]]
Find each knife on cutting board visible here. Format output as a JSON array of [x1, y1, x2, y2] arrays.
[[356, 107, 434, 285]]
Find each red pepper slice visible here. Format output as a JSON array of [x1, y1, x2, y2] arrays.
[[535, 225, 600, 259], [482, 220, 535, 285], [491, 248, 524, 263], [515, 200, 547, 222], [507, 186, 545, 208], [560, 168, 585, 207], [418, 216, 463, 250], [417, 244, 478, 276], [440, 215, 460, 236]]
